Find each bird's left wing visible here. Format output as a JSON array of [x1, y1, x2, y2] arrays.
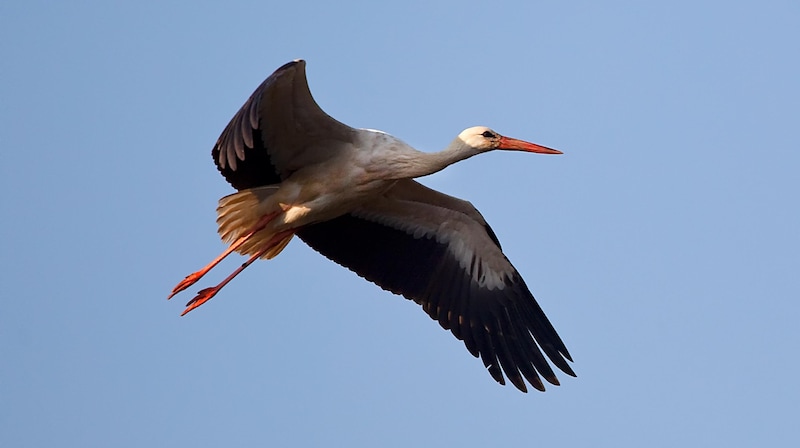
[[296, 180, 574, 392], [212, 60, 355, 190]]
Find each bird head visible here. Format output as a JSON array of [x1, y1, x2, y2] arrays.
[[458, 126, 562, 155]]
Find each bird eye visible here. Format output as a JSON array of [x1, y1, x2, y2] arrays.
[[481, 130, 495, 138]]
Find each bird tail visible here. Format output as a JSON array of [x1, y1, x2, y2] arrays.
[[216, 185, 293, 259]]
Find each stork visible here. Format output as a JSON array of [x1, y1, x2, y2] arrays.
[[169, 60, 574, 392]]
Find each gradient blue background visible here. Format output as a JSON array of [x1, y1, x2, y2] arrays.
[[2, 1, 798, 446]]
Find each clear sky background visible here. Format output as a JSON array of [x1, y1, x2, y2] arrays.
[[2, 1, 798, 446]]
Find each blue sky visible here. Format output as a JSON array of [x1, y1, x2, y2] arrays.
[[2, 1, 799, 446]]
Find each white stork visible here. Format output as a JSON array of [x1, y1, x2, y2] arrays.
[[169, 60, 574, 392]]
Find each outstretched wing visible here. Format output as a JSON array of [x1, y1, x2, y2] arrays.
[[212, 59, 355, 190], [297, 180, 574, 392]]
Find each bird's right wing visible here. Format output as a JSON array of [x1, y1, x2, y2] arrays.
[[212, 60, 355, 190], [296, 180, 574, 392]]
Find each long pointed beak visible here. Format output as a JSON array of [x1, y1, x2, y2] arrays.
[[498, 136, 562, 154]]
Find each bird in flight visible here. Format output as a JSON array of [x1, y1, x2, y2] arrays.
[[169, 60, 574, 392]]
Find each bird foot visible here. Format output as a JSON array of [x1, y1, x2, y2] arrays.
[[180, 287, 219, 316], [167, 271, 205, 300]]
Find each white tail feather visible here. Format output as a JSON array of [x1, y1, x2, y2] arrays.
[[216, 186, 293, 259]]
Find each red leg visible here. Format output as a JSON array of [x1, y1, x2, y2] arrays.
[[168, 211, 281, 300], [180, 230, 295, 316]]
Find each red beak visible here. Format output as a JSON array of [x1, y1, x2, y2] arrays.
[[498, 136, 562, 154]]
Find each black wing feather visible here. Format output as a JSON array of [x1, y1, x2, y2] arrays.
[[297, 210, 574, 392], [211, 64, 293, 190], [211, 60, 353, 191]]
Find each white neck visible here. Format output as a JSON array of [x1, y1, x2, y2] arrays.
[[380, 135, 484, 180]]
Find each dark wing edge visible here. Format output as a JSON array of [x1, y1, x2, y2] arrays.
[[296, 193, 574, 392], [210, 59, 355, 191], [211, 61, 298, 190]]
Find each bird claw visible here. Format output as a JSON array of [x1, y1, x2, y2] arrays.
[[180, 287, 218, 316], [167, 272, 204, 300]]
